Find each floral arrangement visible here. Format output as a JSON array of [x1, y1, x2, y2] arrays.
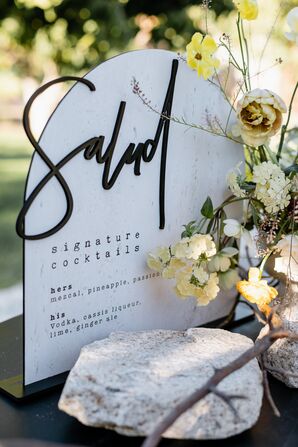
[[147, 1, 298, 317]]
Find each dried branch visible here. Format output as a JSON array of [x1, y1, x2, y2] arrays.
[[141, 323, 298, 447], [131, 77, 244, 146], [260, 355, 280, 417], [238, 299, 267, 325]]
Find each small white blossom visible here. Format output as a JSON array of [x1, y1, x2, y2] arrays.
[[253, 161, 291, 214], [173, 234, 216, 261], [274, 235, 298, 279], [147, 246, 171, 272], [175, 266, 220, 306], [227, 171, 246, 198], [208, 254, 231, 272], [285, 7, 298, 45], [223, 219, 243, 238], [193, 265, 209, 283]]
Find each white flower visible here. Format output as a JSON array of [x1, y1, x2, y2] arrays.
[[223, 219, 243, 238], [274, 235, 298, 279], [236, 89, 287, 146], [147, 247, 186, 279], [162, 258, 186, 279], [208, 254, 231, 272], [189, 234, 216, 258], [174, 265, 220, 306], [285, 7, 298, 45], [227, 171, 246, 198], [253, 161, 291, 214], [173, 234, 216, 261], [193, 265, 209, 283], [208, 247, 238, 273], [147, 246, 171, 272]]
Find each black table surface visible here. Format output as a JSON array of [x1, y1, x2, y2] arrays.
[[0, 317, 297, 447]]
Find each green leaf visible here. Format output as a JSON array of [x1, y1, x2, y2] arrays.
[[181, 221, 197, 238], [201, 196, 214, 219]]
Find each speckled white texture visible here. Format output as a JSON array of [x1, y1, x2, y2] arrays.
[[259, 280, 298, 388], [59, 328, 263, 440]]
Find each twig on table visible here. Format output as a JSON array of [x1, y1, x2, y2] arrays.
[[260, 355, 280, 417], [141, 318, 298, 447]]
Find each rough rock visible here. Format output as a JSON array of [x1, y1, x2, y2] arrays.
[[258, 278, 298, 388], [59, 328, 263, 440], [259, 323, 298, 388]]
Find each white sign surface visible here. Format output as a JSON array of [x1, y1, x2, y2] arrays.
[[22, 50, 242, 385]]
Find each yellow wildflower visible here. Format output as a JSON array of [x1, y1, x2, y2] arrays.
[[186, 32, 220, 80], [236, 267, 278, 314], [233, 0, 258, 21]]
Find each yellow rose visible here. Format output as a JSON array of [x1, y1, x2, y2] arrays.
[[233, 88, 287, 147], [186, 32, 220, 80], [233, 0, 258, 21]]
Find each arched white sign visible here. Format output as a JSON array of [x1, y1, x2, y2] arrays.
[[21, 50, 242, 385]]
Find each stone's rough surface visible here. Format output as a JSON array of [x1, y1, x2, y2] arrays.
[[259, 280, 298, 388], [59, 328, 263, 440], [260, 323, 298, 388]]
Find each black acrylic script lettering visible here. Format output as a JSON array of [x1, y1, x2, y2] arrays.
[[16, 60, 179, 240]]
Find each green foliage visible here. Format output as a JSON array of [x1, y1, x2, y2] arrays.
[[0, 0, 233, 78], [0, 128, 31, 287], [200, 196, 214, 219], [181, 220, 198, 238]]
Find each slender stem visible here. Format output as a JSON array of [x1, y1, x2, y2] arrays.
[[133, 82, 244, 145], [260, 355, 281, 417], [236, 13, 249, 91], [219, 39, 242, 71], [259, 252, 272, 277], [225, 82, 245, 133], [241, 19, 251, 90], [277, 81, 298, 161], [214, 195, 248, 213], [259, 145, 268, 162]]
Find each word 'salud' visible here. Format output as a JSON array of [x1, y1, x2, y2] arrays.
[[16, 59, 179, 240]]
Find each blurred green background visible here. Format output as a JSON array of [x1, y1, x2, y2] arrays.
[[0, 0, 297, 289]]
